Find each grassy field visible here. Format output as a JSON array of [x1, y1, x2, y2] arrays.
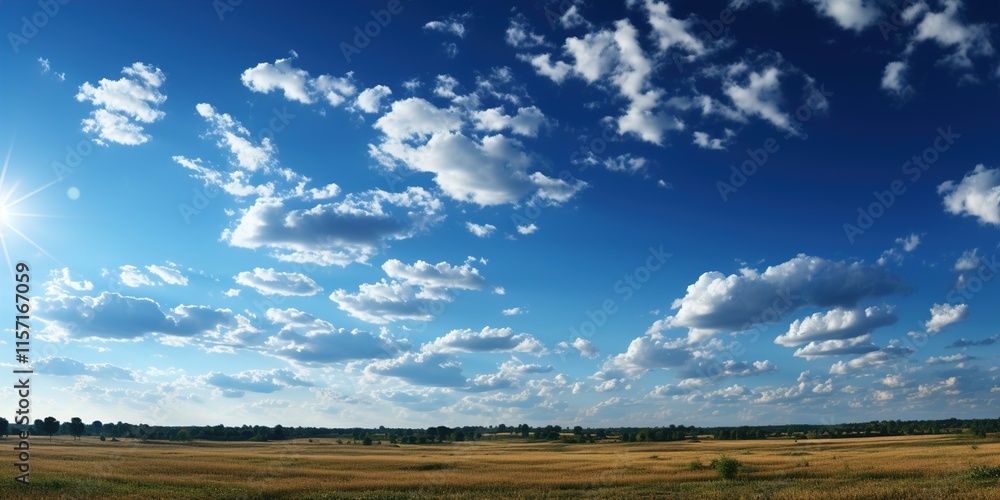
[[2, 433, 999, 499]]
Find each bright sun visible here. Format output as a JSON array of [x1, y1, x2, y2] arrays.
[[0, 144, 62, 276]]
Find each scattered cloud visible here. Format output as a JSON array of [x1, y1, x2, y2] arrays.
[[517, 223, 538, 235], [423, 326, 547, 355], [241, 54, 356, 106], [939, 165, 1000, 226], [424, 13, 472, 38], [650, 254, 907, 342], [35, 356, 136, 381], [925, 303, 968, 333], [775, 306, 896, 347], [76, 62, 166, 145], [146, 264, 189, 286], [356, 85, 393, 113], [205, 368, 313, 398], [466, 222, 497, 238], [235, 268, 323, 296], [222, 186, 444, 266]]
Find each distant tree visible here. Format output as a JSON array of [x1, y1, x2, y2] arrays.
[[573, 426, 584, 437], [91, 420, 103, 437], [176, 429, 192, 442], [69, 417, 85, 440], [497, 423, 507, 435], [452, 431, 465, 442], [42, 417, 60, 440], [362, 436, 373, 446], [0, 417, 8, 438], [33, 419, 44, 436], [436, 426, 450, 442], [271, 425, 285, 441]]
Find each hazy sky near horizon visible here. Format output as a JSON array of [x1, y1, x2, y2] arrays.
[[1, 0, 1000, 428]]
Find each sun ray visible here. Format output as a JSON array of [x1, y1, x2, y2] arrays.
[[7, 176, 63, 209], [2, 181, 20, 205], [6, 212, 66, 219], [0, 231, 12, 282], [0, 143, 65, 276], [5, 222, 62, 267]]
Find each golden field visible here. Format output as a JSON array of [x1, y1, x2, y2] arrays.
[[2, 433, 999, 499]]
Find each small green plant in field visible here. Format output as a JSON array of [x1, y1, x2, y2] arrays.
[[971, 444, 979, 450], [710, 455, 742, 480], [688, 460, 705, 470], [966, 465, 1000, 479]]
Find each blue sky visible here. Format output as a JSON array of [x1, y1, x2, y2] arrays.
[[2, 0, 1000, 428]]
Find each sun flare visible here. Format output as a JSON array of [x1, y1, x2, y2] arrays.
[[0, 144, 63, 277]]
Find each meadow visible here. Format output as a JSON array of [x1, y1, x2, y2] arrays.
[[2, 433, 999, 499]]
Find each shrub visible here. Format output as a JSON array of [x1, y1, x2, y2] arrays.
[[711, 455, 743, 480], [966, 465, 1000, 479], [688, 460, 704, 470]]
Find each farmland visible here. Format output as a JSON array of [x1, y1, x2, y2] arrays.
[[2, 433, 1000, 499]]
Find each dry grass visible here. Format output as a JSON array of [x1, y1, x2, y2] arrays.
[[2, 433, 999, 498]]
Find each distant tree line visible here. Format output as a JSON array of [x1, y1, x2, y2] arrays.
[[1, 416, 998, 443]]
